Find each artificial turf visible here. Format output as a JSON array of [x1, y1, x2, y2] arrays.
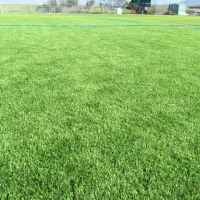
[[0, 14, 200, 199]]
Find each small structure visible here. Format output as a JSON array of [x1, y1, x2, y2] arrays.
[[168, 4, 187, 15], [114, 8, 123, 14], [178, 4, 187, 15], [169, 4, 179, 14]]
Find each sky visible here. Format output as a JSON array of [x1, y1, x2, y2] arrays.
[[0, 0, 184, 5]]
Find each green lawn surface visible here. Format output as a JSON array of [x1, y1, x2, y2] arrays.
[[0, 14, 200, 199]]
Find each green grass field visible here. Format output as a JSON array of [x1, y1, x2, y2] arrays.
[[0, 14, 200, 199]]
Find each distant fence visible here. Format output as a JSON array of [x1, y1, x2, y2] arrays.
[[1, 3, 200, 15]]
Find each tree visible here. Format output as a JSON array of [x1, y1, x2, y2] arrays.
[[66, 0, 78, 7], [98, 0, 112, 6], [48, 0, 58, 6], [98, 0, 113, 13], [58, 0, 66, 6], [113, 0, 126, 7], [85, 0, 95, 12]]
